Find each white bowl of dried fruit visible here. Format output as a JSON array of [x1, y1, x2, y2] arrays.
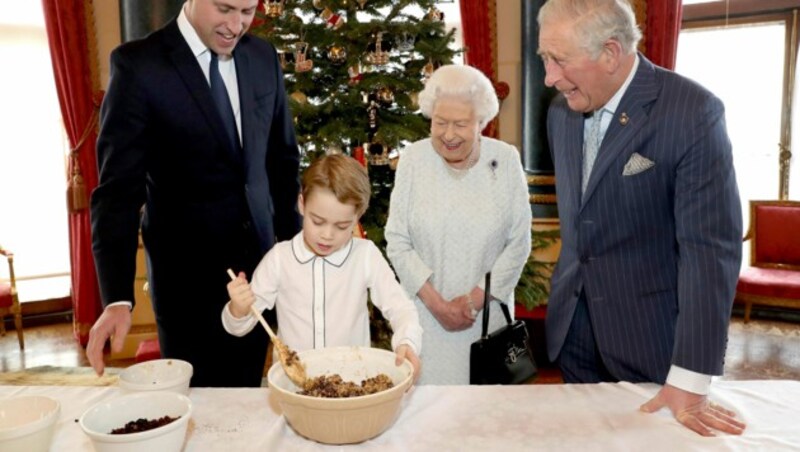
[[267, 345, 414, 445], [79, 391, 191, 452]]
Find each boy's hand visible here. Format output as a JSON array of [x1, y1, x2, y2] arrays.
[[395, 344, 421, 384], [227, 271, 255, 318]]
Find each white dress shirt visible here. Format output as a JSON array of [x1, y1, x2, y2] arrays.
[[177, 6, 242, 142], [222, 233, 423, 355]]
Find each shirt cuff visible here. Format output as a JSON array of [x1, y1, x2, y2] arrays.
[[665, 365, 712, 395], [396, 338, 420, 356], [106, 301, 133, 311], [220, 301, 255, 337]]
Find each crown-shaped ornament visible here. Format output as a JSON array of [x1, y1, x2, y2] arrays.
[[394, 32, 415, 52], [366, 141, 390, 166], [364, 32, 390, 65], [265, 0, 285, 18]]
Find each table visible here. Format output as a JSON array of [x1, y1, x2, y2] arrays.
[[2, 380, 799, 451]]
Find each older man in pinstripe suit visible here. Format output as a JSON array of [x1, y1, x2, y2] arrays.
[[537, 0, 746, 436]]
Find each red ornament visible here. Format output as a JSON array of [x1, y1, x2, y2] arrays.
[[353, 146, 367, 167], [493, 81, 510, 101]]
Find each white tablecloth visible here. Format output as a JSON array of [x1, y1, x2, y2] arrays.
[[2, 380, 798, 451]]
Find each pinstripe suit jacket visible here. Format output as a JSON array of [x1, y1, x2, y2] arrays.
[[545, 55, 742, 383]]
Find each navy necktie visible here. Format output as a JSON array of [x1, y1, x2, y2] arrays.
[[209, 52, 240, 152]]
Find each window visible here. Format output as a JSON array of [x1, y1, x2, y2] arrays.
[[676, 22, 785, 216], [0, 3, 71, 301], [677, 1, 800, 269]]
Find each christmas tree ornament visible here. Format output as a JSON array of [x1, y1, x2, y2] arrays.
[[365, 32, 390, 65], [367, 141, 389, 166], [356, 0, 368, 10], [353, 145, 367, 166], [427, 7, 444, 22], [320, 7, 345, 30], [327, 45, 347, 65], [421, 59, 436, 83], [290, 91, 308, 104], [265, 0, 285, 18], [409, 91, 420, 109], [278, 50, 287, 70], [293, 41, 313, 72], [312, 0, 324, 10], [367, 100, 379, 132], [376, 86, 394, 106], [348, 63, 362, 85], [395, 32, 415, 52]]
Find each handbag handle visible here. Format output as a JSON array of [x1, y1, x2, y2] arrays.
[[480, 272, 514, 339]]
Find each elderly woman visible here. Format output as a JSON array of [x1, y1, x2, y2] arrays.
[[385, 64, 532, 385]]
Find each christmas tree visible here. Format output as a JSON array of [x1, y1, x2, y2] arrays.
[[250, 0, 459, 250]]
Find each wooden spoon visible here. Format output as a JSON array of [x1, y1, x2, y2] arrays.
[[226, 269, 308, 388]]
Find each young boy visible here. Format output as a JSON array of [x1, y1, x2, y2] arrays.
[[223, 154, 422, 380]]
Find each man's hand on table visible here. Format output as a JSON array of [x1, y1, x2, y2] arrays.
[[640, 383, 746, 436], [86, 305, 132, 376]]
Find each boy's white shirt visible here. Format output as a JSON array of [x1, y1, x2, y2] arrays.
[[222, 233, 423, 355]]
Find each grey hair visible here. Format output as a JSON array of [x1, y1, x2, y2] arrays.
[[417, 64, 499, 129], [538, 0, 642, 59]]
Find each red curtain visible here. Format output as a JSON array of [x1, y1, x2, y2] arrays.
[[41, 0, 102, 346], [643, 0, 683, 70], [459, 0, 508, 138]]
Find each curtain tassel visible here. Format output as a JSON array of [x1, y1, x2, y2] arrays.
[[67, 155, 88, 213]]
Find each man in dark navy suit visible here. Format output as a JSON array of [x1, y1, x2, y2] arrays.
[[537, 0, 746, 436], [87, 0, 301, 387]]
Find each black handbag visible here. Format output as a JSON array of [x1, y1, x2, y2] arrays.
[[470, 273, 538, 385]]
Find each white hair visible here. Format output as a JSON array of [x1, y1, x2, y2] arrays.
[[538, 0, 642, 59], [418, 64, 499, 129]]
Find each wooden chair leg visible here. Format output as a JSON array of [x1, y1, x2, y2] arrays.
[[14, 313, 23, 349], [744, 301, 752, 324]]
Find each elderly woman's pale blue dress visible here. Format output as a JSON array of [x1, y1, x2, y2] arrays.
[[385, 137, 532, 385]]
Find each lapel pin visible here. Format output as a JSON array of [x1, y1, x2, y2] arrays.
[[619, 112, 629, 126]]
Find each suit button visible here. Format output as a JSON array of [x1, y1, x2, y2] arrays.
[[580, 256, 588, 264], [573, 290, 580, 297], [243, 220, 251, 230]]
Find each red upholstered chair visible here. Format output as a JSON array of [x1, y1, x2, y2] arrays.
[[135, 338, 161, 363], [735, 200, 800, 323], [0, 246, 24, 349]]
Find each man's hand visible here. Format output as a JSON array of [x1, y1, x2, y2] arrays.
[[86, 305, 132, 376], [640, 383, 746, 436]]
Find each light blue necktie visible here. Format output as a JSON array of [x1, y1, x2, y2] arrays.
[[209, 52, 240, 153], [582, 109, 607, 194]]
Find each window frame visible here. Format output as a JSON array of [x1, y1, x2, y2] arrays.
[[683, 1, 800, 199]]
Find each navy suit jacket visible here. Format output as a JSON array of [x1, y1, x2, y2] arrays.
[[545, 55, 742, 383], [90, 19, 301, 386], [92, 18, 300, 305]]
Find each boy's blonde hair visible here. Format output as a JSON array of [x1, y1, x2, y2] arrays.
[[302, 154, 371, 217]]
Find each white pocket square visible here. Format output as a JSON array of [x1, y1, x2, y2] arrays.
[[622, 152, 655, 176]]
